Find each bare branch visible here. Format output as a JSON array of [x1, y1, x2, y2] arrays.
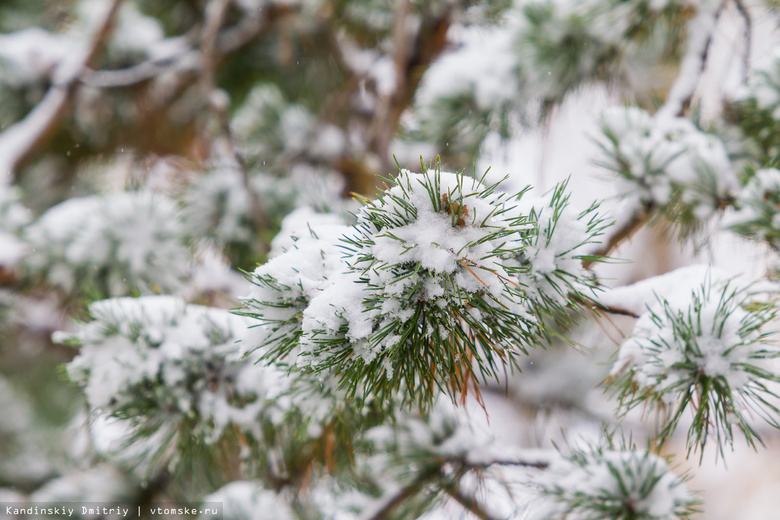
[[459, 453, 552, 470], [200, 0, 232, 96], [80, 30, 199, 88], [573, 294, 641, 319], [0, 0, 125, 184], [80, 3, 299, 90], [367, 4, 452, 178]]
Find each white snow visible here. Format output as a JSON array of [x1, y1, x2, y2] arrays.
[[25, 191, 189, 296], [598, 264, 774, 316], [654, 0, 723, 123], [293, 169, 535, 363], [60, 296, 285, 443], [0, 28, 75, 84], [200, 481, 294, 520], [417, 22, 520, 110], [610, 272, 776, 397], [525, 448, 692, 520]]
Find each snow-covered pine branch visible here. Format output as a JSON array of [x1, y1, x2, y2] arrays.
[[24, 191, 190, 298], [56, 296, 286, 474], [241, 165, 606, 411], [608, 272, 780, 456]]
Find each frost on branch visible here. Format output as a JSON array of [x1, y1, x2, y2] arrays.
[[526, 446, 696, 520], [25, 191, 190, 298], [241, 167, 605, 410], [610, 276, 780, 456], [56, 296, 285, 471]]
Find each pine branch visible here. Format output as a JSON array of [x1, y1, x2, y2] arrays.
[[442, 485, 502, 520], [583, 202, 653, 268], [358, 468, 439, 520], [0, 0, 124, 184]]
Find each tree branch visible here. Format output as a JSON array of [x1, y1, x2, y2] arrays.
[[80, 3, 299, 90], [367, 4, 452, 179], [654, 0, 724, 122], [443, 485, 503, 520], [0, 0, 124, 184], [359, 468, 438, 520], [457, 453, 552, 471], [583, 202, 653, 268], [200, 0, 232, 96], [733, 0, 752, 82]]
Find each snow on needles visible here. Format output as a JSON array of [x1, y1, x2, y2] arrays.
[[525, 446, 695, 520], [58, 296, 286, 456], [609, 271, 780, 454], [241, 168, 606, 410], [25, 191, 190, 297], [297, 168, 539, 405], [595, 105, 737, 227]]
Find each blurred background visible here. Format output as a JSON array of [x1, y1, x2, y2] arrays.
[[1, 0, 779, 518]]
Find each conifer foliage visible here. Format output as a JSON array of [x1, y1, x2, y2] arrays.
[[2, 0, 780, 519]]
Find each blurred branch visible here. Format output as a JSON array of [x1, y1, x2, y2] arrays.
[[207, 89, 268, 238], [572, 293, 641, 319], [454, 453, 552, 470], [443, 486, 502, 520], [594, 304, 640, 319], [200, 0, 232, 95], [200, 0, 268, 238], [370, 6, 451, 174], [325, 3, 453, 194], [0, 0, 124, 184], [583, 203, 654, 268], [733, 0, 751, 81], [655, 0, 724, 121], [80, 30, 199, 88], [81, 2, 300, 91], [359, 468, 439, 520]]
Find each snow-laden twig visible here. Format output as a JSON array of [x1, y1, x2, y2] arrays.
[[654, 0, 724, 122], [81, 2, 299, 90], [79, 33, 197, 88], [0, 0, 124, 185]]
